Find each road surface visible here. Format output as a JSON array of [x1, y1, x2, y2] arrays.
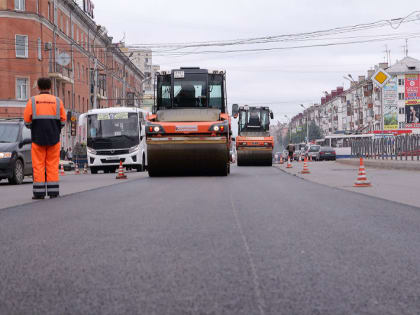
[[1, 166, 420, 314]]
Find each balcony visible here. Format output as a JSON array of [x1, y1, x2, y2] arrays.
[[48, 63, 74, 84]]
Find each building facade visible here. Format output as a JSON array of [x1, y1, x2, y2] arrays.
[[0, 0, 145, 149], [290, 57, 420, 140]]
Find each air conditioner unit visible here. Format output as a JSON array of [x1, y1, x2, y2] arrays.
[[44, 42, 52, 51]]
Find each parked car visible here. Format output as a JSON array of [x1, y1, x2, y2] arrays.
[[0, 118, 32, 184], [59, 160, 75, 171], [317, 146, 336, 161], [293, 149, 301, 161]]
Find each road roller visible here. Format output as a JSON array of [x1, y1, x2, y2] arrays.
[[232, 105, 274, 166], [145, 67, 232, 176]]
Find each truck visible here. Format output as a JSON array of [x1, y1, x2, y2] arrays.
[[78, 107, 150, 174], [232, 105, 274, 166], [145, 67, 232, 176]]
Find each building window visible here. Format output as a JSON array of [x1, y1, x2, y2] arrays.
[[15, 35, 28, 58], [399, 107, 405, 114], [48, 2, 51, 21], [15, 0, 25, 11], [398, 93, 405, 100], [398, 78, 405, 86], [16, 78, 28, 100], [37, 38, 42, 60]]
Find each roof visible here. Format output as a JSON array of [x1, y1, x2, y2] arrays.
[[387, 56, 420, 74]]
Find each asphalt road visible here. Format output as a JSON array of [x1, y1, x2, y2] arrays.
[[1, 166, 420, 314]]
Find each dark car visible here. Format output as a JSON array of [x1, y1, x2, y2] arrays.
[[0, 118, 32, 184], [317, 146, 336, 161]]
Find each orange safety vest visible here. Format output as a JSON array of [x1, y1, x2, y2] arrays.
[[24, 93, 66, 146]]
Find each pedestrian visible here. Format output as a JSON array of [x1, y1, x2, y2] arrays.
[[286, 143, 295, 162], [24, 77, 66, 200], [67, 147, 73, 161]]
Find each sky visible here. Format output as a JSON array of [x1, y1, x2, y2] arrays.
[[93, 0, 420, 124]]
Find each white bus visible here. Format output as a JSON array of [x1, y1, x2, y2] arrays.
[[79, 107, 150, 174], [317, 134, 375, 158]]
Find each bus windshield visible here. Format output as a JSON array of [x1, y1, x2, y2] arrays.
[[87, 112, 139, 149]]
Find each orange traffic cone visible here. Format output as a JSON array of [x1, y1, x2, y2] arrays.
[[301, 156, 310, 174], [60, 164, 66, 176], [354, 157, 371, 187], [83, 163, 88, 174], [286, 157, 292, 168], [74, 163, 80, 175], [310, 155, 313, 162], [279, 156, 284, 164], [116, 160, 127, 179]]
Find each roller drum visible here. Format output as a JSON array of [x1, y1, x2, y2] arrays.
[[237, 148, 273, 166]]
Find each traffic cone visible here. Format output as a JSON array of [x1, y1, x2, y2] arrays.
[[354, 157, 371, 187], [301, 156, 310, 174], [74, 163, 80, 175], [60, 164, 66, 176], [279, 156, 284, 164], [116, 160, 127, 179], [83, 163, 88, 174], [310, 155, 313, 162], [286, 157, 292, 168]]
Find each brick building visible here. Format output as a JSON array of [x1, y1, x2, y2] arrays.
[[0, 0, 145, 149]]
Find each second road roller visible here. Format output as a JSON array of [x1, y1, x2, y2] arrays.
[[232, 104, 274, 166], [145, 67, 232, 176]]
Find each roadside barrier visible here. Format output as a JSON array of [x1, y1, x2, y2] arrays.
[[74, 163, 80, 175], [351, 134, 420, 161], [60, 164, 65, 176], [354, 157, 371, 187], [301, 156, 310, 174], [286, 157, 292, 168], [116, 161, 127, 179]]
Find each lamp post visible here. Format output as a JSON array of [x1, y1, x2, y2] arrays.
[[300, 104, 309, 143], [284, 115, 292, 143]]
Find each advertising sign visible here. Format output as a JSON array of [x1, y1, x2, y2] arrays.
[[383, 78, 398, 130], [405, 74, 420, 105]]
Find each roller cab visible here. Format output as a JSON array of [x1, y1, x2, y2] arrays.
[[146, 68, 231, 176], [232, 105, 274, 166]]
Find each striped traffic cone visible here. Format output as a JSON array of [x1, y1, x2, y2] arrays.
[[279, 156, 284, 164], [286, 157, 292, 168], [74, 163, 80, 175], [60, 164, 66, 176], [116, 160, 127, 179], [354, 157, 371, 187], [301, 156, 310, 174], [83, 163, 88, 174]]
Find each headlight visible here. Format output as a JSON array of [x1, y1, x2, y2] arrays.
[[209, 123, 227, 132], [87, 147, 97, 155], [0, 152, 12, 159], [154, 126, 160, 132], [129, 145, 140, 153], [213, 126, 220, 132], [147, 124, 164, 133]]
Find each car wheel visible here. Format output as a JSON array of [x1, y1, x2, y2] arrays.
[[9, 159, 24, 185]]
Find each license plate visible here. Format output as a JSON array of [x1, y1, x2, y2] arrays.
[[176, 125, 198, 132], [106, 156, 117, 160]]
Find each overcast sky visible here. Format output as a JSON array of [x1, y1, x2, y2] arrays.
[[94, 0, 420, 123]]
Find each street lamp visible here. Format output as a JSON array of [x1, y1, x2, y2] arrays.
[[300, 104, 309, 144], [284, 115, 291, 142]]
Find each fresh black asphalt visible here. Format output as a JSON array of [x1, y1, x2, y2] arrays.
[[1, 166, 420, 314]]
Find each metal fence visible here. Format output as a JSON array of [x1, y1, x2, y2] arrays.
[[351, 135, 420, 161]]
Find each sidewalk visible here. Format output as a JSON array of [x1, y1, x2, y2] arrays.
[[274, 160, 420, 208], [337, 158, 420, 171]]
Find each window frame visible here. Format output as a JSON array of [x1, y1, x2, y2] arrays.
[[16, 77, 29, 100], [15, 0, 25, 11], [15, 34, 28, 58], [37, 38, 42, 60]]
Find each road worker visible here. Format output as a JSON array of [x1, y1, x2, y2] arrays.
[[24, 78, 66, 200]]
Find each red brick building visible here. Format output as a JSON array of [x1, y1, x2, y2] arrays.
[[0, 0, 145, 149]]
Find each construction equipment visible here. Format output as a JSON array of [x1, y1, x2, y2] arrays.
[[232, 105, 274, 166], [146, 68, 232, 176]]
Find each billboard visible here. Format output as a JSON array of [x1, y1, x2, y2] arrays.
[[383, 77, 398, 130], [405, 74, 420, 105]]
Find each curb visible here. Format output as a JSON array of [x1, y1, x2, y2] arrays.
[[337, 159, 420, 171]]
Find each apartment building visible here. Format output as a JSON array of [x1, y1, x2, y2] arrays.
[[0, 0, 144, 149]]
